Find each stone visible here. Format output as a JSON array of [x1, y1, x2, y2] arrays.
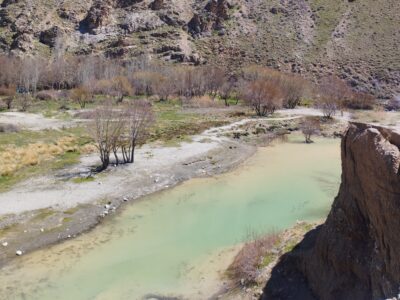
[[2, 242, 8, 247], [16, 250, 23, 256]]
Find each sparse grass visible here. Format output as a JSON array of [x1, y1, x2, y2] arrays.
[[31, 208, 55, 222], [72, 176, 95, 184], [149, 101, 230, 145]]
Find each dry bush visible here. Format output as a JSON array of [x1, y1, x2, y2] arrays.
[[15, 95, 32, 112], [241, 66, 306, 110], [228, 231, 279, 287], [70, 86, 93, 108], [36, 90, 59, 101], [300, 117, 321, 143], [0, 137, 77, 176], [131, 71, 162, 96], [345, 91, 375, 110], [242, 80, 283, 116], [316, 76, 352, 118], [93, 77, 133, 103], [281, 76, 306, 109]]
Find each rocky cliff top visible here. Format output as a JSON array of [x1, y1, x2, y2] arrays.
[[262, 122, 400, 299], [0, 0, 399, 98]]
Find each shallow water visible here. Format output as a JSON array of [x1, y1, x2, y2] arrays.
[[0, 135, 341, 300]]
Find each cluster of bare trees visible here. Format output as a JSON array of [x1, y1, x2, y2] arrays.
[[0, 54, 237, 109], [89, 100, 154, 171], [0, 54, 376, 116], [316, 76, 375, 118], [239, 66, 307, 116]]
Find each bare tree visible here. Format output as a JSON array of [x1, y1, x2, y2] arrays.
[[121, 100, 154, 163], [300, 117, 321, 143], [153, 74, 176, 102], [219, 77, 237, 106], [281, 76, 305, 109], [70, 86, 93, 108], [19, 56, 42, 95], [89, 102, 126, 170], [242, 80, 283, 116], [317, 77, 351, 118]]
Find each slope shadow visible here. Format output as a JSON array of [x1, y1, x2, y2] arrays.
[[261, 227, 322, 300]]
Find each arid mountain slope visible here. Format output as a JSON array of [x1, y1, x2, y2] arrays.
[[262, 123, 400, 300], [0, 0, 399, 97]]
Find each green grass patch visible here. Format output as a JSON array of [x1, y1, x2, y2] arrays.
[[260, 253, 275, 268]]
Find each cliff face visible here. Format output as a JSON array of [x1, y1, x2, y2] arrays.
[[263, 123, 400, 300]]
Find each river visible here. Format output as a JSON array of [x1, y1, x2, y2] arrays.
[[0, 134, 341, 300]]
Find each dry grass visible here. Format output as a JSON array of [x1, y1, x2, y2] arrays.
[[0, 136, 79, 176], [183, 95, 224, 108], [227, 231, 279, 287]]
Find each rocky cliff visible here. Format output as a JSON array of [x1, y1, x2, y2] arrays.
[[0, 0, 399, 98], [263, 123, 400, 300]]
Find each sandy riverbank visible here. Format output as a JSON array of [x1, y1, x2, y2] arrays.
[[0, 118, 258, 266]]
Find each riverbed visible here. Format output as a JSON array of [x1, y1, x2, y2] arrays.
[[0, 134, 341, 300]]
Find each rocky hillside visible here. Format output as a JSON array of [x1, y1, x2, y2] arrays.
[[0, 0, 399, 98], [262, 123, 400, 300]]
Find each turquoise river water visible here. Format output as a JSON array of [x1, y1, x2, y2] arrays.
[[0, 134, 341, 300]]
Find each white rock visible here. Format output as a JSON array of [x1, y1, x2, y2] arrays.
[[123, 197, 128, 202], [40, 228, 44, 232], [103, 210, 109, 215], [104, 204, 110, 209], [2, 242, 8, 247], [16, 250, 23, 256], [67, 235, 71, 238]]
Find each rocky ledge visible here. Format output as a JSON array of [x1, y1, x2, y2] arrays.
[[263, 123, 400, 300]]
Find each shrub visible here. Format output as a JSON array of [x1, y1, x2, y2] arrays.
[[300, 117, 321, 143], [242, 80, 283, 116], [344, 92, 375, 110], [36, 90, 59, 101], [227, 231, 279, 287], [70, 86, 93, 108]]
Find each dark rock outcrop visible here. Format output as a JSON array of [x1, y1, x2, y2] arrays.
[[39, 26, 63, 47], [79, 1, 113, 33], [263, 123, 400, 300]]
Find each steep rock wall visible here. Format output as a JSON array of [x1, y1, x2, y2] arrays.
[[263, 123, 400, 300]]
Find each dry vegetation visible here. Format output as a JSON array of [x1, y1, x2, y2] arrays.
[[227, 231, 279, 287], [0, 53, 381, 189]]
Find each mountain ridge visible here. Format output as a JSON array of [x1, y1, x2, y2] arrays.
[[0, 0, 399, 98]]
